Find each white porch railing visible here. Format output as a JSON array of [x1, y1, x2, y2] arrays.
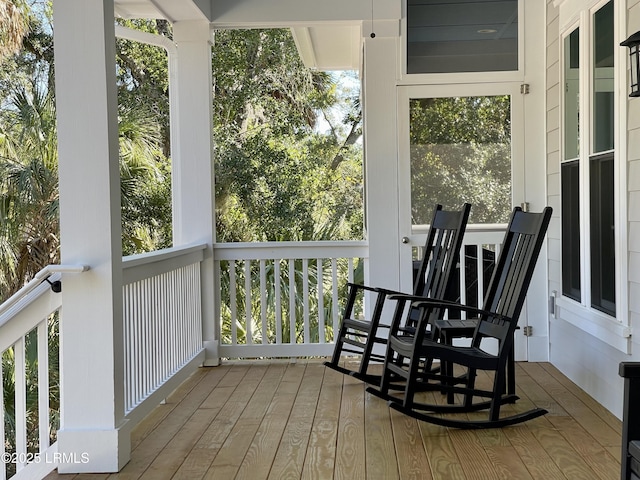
[[214, 241, 368, 358], [0, 266, 87, 480], [0, 245, 208, 479], [122, 243, 207, 424], [213, 227, 507, 359]]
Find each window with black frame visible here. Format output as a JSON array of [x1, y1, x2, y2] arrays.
[[561, 160, 581, 301], [590, 153, 615, 315], [561, 28, 581, 302], [590, 1, 615, 316]]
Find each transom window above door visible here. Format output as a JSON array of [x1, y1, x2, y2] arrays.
[[407, 0, 519, 74]]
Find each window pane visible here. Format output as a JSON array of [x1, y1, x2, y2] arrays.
[[590, 153, 615, 315], [407, 0, 518, 74], [409, 96, 512, 225], [564, 29, 580, 160], [561, 161, 581, 302], [593, 1, 614, 153]]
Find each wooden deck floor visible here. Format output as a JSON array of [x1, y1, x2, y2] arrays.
[[45, 359, 622, 480]]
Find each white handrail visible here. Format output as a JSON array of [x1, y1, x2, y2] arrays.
[[0, 264, 89, 326], [412, 223, 508, 235], [122, 243, 207, 284]]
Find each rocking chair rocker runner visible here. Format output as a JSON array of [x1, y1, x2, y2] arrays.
[[367, 206, 552, 429], [324, 203, 471, 384]]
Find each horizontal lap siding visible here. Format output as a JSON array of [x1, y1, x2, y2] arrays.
[[546, 0, 640, 418], [546, 0, 561, 298], [630, 1, 640, 351]]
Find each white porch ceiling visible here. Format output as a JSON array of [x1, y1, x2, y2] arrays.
[[114, 0, 210, 23], [291, 25, 361, 71], [113, 0, 381, 71]]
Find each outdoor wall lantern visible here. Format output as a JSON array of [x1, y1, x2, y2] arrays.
[[621, 31, 640, 97]]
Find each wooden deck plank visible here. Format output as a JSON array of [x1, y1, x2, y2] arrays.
[[202, 363, 288, 479], [130, 368, 212, 450], [418, 422, 466, 480], [389, 408, 433, 480], [501, 423, 567, 480], [449, 428, 499, 479], [364, 389, 399, 480], [300, 366, 343, 480], [546, 416, 619, 480], [484, 445, 534, 479], [43, 360, 622, 480], [535, 362, 622, 449], [521, 363, 620, 447], [104, 366, 240, 480], [538, 363, 620, 425], [514, 363, 568, 416], [526, 417, 604, 480], [139, 407, 220, 480], [235, 364, 304, 480], [334, 371, 366, 480], [267, 362, 325, 480], [170, 363, 268, 480]]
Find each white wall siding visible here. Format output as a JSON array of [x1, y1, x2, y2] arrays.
[[546, 0, 562, 307], [629, 0, 640, 353], [545, 0, 640, 419], [550, 319, 625, 416]]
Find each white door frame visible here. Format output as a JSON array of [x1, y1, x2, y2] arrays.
[[396, 82, 529, 359]]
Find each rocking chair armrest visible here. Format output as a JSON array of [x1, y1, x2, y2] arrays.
[[386, 293, 462, 307], [345, 282, 379, 294], [347, 284, 413, 298], [374, 286, 405, 296], [387, 293, 513, 323], [413, 300, 513, 323]]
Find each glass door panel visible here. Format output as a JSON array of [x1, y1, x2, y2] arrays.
[[409, 95, 513, 228]]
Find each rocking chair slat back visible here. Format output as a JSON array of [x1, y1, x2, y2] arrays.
[[474, 207, 552, 351], [416, 212, 465, 299]]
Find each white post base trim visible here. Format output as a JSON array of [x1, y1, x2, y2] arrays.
[[56, 421, 131, 474], [203, 340, 220, 366]]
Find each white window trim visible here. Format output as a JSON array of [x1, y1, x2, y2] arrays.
[[558, 0, 629, 353], [557, 297, 630, 352]]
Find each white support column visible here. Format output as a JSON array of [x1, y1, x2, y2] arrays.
[[362, 35, 401, 292], [53, 0, 129, 473], [521, 0, 549, 362], [171, 21, 218, 365]]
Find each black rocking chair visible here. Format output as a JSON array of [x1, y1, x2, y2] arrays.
[[619, 362, 640, 480], [367, 206, 552, 429], [324, 203, 471, 384]]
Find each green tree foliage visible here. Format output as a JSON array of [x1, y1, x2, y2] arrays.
[[0, 1, 53, 104], [115, 19, 173, 254], [0, 84, 59, 300], [0, 0, 29, 60], [409, 95, 512, 224], [213, 29, 363, 242], [0, 86, 171, 299], [116, 19, 171, 156]]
